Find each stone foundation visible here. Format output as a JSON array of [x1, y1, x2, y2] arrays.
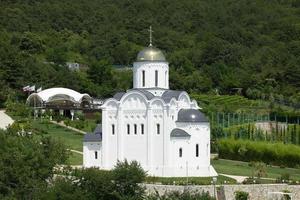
[[144, 183, 300, 200]]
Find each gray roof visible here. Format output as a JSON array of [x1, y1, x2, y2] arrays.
[[110, 89, 186, 104], [162, 90, 184, 103], [177, 109, 209, 123], [170, 128, 191, 138], [83, 133, 102, 142], [129, 89, 155, 100], [93, 124, 102, 134], [113, 92, 126, 101], [83, 124, 102, 142]]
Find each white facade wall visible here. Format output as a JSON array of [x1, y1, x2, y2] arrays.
[[133, 62, 169, 89], [83, 142, 101, 167]]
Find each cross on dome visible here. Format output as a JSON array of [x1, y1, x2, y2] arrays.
[[148, 26, 153, 46]]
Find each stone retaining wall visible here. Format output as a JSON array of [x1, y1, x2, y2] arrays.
[[144, 184, 300, 200]]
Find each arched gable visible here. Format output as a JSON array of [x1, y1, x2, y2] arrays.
[[178, 92, 191, 108], [169, 98, 177, 109], [120, 91, 148, 110], [150, 97, 165, 110], [191, 99, 200, 109], [101, 98, 119, 110]]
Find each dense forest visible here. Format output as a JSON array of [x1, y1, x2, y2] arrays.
[[0, 0, 300, 107]]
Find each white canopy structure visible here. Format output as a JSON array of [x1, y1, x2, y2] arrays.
[[26, 87, 92, 120]]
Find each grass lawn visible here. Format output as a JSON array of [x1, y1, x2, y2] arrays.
[[32, 120, 84, 152], [212, 159, 300, 180], [66, 119, 97, 132], [67, 152, 83, 165], [145, 175, 236, 185]]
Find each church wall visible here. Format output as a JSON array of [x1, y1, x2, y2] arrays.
[[83, 142, 101, 167], [176, 123, 211, 166], [122, 113, 148, 167], [119, 93, 148, 168], [106, 112, 118, 168], [166, 122, 211, 177], [133, 62, 169, 89]]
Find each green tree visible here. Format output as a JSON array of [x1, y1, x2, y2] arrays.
[[112, 160, 146, 199]]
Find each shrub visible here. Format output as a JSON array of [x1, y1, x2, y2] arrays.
[[112, 160, 146, 199], [146, 191, 215, 200], [234, 191, 249, 200], [218, 139, 300, 167], [5, 101, 31, 117]]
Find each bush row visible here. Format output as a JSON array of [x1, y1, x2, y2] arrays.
[[217, 139, 300, 168]]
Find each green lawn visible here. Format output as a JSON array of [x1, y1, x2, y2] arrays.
[[67, 152, 83, 165], [32, 120, 84, 151], [212, 159, 300, 180], [145, 175, 236, 185], [66, 119, 97, 132]]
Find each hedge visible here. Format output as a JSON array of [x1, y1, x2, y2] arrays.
[[217, 139, 300, 167]]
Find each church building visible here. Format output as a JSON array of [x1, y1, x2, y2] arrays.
[[83, 34, 217, 177]]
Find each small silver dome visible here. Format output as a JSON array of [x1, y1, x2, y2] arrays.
[[136, 46, 166, 62], [177, 109, 209, 123]]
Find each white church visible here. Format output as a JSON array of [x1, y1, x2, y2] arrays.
[[83, 34, 217, 177]]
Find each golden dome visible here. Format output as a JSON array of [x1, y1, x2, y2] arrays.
[[136, 46, 166, 62]]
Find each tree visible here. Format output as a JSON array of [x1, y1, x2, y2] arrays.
[[0, 128, 68, 199], [112, 160, 146, 199]]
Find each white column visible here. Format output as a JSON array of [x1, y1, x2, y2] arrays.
[[70, 110, 74, 121], [49, 109, 53, 121], [59, 109, 64, 116], [34, 109, 38, 119]]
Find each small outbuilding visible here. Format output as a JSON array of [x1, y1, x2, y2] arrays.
[[26, 87, 92, 120]]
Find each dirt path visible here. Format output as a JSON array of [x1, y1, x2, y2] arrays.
[[50, 120, 86, 134], [0, 110, 14, 130]]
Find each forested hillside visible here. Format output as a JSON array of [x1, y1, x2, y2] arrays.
[[0, 0, 300, 107]]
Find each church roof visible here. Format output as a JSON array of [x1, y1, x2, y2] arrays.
[[177, 109, 209, 123], [113, 92, 126, 101], [136, 46, 166, 62], [110, 89, 186, 104], [83, 124, 102, 142], [170, 128, 191, 138], [161, 90, 185, 103], [129, 89, 155, 100]]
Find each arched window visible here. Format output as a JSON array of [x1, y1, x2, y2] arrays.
[[196, 144, 199, 157], [141, 124, 144, 135], [155, 70, 158, 87], [134, 124, 137, 134], [156, 123, 160, 134], [142, 70, 145, 87], [127, 124, 130, 135], [112, 124, 115, 135], [179, 148, 182, 157], [95, 151, 98, 159]]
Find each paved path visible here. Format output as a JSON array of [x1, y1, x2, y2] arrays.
[[220, 173, 248, 183], [220, 173, 276, 183], [0, 110, 14, 130], [68, 149, 83, 155], [50, 120, 86, 134]]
